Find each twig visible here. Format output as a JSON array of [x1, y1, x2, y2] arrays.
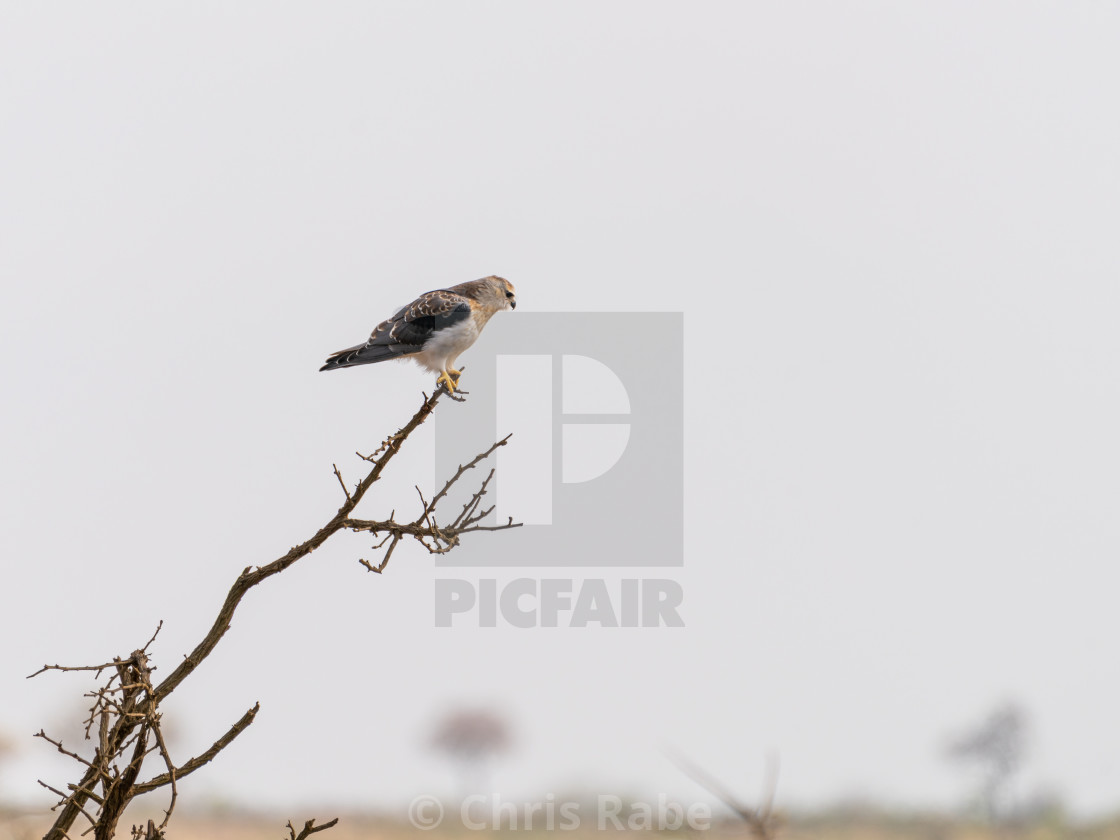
[[38, 780, 99, 827], [35, 731, 102, 776], [133, 704, 259, 794], [358, 533, 402, 574], [141, 621, 164, 654], [148, 716, 176, 829], [27, 662, 121, 680], [345, 432, 519, 570], [671, 753, 781, 839], [427, 433, 511, 517], [287, 817, 340, 839], [332, 464, 352, 502]]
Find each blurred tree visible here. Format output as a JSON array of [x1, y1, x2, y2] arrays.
[[429, 708, 511, 797], [947, 702, 1028, 822]]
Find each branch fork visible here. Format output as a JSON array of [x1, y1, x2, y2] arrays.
[[30, 388, 519, 839]]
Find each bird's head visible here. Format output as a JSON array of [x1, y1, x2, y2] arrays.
[[480, 275, 517, 311]]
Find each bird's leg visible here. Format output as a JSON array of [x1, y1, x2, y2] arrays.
[[447, 368, 462, 384], [436, 370, 458, 393]]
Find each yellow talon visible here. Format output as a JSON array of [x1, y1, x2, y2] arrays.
[[436, 371, 457, 392]]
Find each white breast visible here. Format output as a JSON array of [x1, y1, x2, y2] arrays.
[[412, 317, 481, 374]]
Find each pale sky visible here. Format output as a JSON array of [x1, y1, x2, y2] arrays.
[[2, 0, 1119, 820]]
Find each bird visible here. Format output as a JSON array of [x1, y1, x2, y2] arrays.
[[319, 275, 516, 393]]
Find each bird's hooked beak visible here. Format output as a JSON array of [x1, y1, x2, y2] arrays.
[[510, 300, 517, 309]]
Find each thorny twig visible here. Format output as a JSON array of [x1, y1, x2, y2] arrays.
[[30, 388, 519, 840], [347, 433, 519, 573]]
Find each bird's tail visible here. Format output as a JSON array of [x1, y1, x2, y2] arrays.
[[319, 342, 400, 371]]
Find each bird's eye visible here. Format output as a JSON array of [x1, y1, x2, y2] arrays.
[[505, 291, 514, 298]]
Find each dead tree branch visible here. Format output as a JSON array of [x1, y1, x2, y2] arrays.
[[346, 432, 518, 573], [287, 818, 340, 839], [30, 388, 519, 840], [673, 753, 781, 839]]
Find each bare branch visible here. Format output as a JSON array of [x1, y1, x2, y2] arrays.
[[34, 731, 101, 776], [150, 389, 448, 706], [134, 703, 259, 794], [148, 716, 177, 829], [344, 431, 519, 571], [28, 662, 120, 680], [140, 621, 164, 655], [36, 387, 517, 840], [358, 533, 402, 574], [452, 468, 496, 528], [671, 753, 780, 839], [131, 819, 164, 839], [38, 780, 99, 827], [426, 433, 511, 517], [332, 464, 351, 502], [287, 817, 340, 839]]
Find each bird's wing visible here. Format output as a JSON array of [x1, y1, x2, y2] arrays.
[[320, 289, 472, 371]]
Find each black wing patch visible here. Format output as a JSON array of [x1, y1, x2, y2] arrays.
[[320, 291, 471, 371]]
